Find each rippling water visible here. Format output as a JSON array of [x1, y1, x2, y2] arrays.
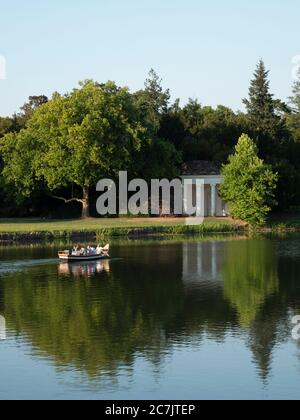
[[0, 236, 300, 400]]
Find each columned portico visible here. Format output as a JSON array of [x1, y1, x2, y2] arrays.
[[181, 161, 229, 218], [182, 175, 228, 217]]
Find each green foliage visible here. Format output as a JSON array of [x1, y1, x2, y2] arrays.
[[160, 99, 248, 164], [0, 117, 14, 137], [18, 95, 49, 126], [223, 239, 279, 326], [0, 236, 294, 382], [243, 60, 288, 156], [136, 137, 182, 180], [0, 81, 150, 216], [287, 68, 300, 143], [1, 64, 300, 218], [220, 134, 278, 226], [133, 69, 170, 134], [290, 68, 300, 113]]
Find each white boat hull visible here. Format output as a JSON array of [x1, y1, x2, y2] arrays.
[[58, 253, 110, 262]]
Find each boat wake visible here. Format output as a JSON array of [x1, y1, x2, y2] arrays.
[[0, 258, 58, 275]]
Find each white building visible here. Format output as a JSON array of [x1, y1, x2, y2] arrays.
[[181, 161, 228, 217]]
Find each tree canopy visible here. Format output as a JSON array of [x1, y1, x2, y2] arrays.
[[1, 63, 300, 219], [0, 81, 150, 217]]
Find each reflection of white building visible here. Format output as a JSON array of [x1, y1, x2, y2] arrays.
[[182, 242, 225, 285], [0, 315, 6, 340], [181, 161, 228, 217]]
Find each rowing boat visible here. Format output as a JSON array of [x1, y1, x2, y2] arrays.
[[58, 252, 110, 262], [58, 244, 110, 262]]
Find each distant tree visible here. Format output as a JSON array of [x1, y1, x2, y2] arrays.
[[290, 68, 300, 113], [132, 70, 181, 178], [175, 101, 248, 163], [288, 68, 300, 143], [136, 137, 182, 181], [181, 99, 203, 134], [159, 99, 187, 149], [272, 159, 300, 210], [0, 96, 48, 139], [134, 69, 170, 133], [243, 60, 287, 156], [220, 134, 278, 227], [0, 117, 14, 137], [18, 95, 48, 125], [0, 81, 148, 218]]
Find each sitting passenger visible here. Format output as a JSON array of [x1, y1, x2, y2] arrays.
[[96, 245, 103, 255], [95, 244, 109, 257], [86, 245, 96, 255], [72, 244, 80, 256]]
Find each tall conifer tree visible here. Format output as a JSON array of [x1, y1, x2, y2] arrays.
[[243, 60, 284, 156]]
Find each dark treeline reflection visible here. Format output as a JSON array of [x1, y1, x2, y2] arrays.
[[1, 237, 300, 382]]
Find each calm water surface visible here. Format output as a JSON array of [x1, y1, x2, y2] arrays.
[[0, 236, 300, 400]]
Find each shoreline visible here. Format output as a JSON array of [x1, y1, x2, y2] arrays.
[[0, 223, 243, 244], [0, 217, 299, 244]]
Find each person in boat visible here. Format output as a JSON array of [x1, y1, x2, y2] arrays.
[[71, 244, 80, 256], [96, 244, 110, 257], [77, 245, 86, 256], [87, 245, 96, 255], [96, 245, 103, 255]]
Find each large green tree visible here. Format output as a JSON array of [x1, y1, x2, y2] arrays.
[[220, 134, 278, 226], [0, 81, 148, 218]]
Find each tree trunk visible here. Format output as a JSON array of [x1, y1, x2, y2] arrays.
[[81, 186, 90, 218]]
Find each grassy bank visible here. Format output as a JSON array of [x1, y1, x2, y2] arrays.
[[0, 217, 241, 242], [264, 214, 300, 232]]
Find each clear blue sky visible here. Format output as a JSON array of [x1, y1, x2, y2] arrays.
[[0, 0, 299, 116]]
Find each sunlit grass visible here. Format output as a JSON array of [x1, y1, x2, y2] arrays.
[[0, 217, 234, 234]]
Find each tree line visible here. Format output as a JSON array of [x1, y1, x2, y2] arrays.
[[1, 61, 300, 219]]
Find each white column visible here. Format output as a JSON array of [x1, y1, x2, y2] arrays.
[[211, 183, 217, 217]]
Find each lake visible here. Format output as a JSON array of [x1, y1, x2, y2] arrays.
[[0, 235, 300, 400]]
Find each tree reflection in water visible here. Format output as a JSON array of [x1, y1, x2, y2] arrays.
[[1, 237, 300, 385], [223, 238, 279, 327]]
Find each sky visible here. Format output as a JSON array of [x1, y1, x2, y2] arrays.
[[0, 0, 299, 116]]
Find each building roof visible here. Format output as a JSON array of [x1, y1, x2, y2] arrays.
[[181, 161, 221, 176]]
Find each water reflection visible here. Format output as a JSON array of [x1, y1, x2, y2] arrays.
[[183, 241, 223, 284], [0, 315, 5, 340], [182, 239, 282, 382], [223, 239, 279, 327], [58, 260, 111, 278], [1, 237, 300, 393]]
